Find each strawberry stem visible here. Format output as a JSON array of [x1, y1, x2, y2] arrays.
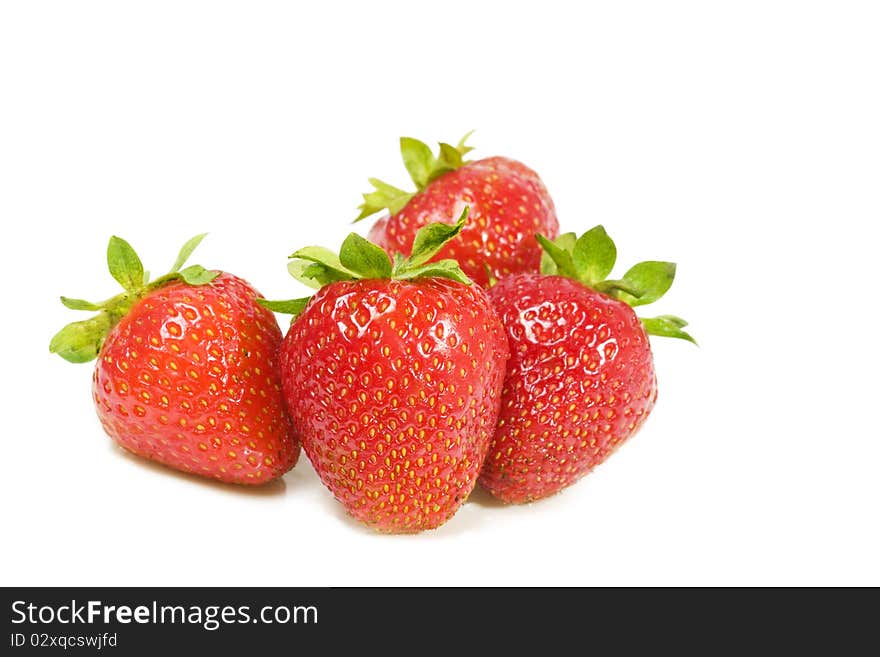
[[261, 209, 473, 320], [50, 235, 218, 363], [537, 226, 696, 344], [354, 132, 474, 222]]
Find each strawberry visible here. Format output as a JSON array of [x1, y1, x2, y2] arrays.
[[263, 211, 509, 532], [356, 133, 559, 287], [50, 235, 300, 484], [479, 227, 695, 503]]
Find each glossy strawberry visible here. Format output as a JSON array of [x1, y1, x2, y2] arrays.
[[356, 134, 559, 287], [50, 235, 299, 484], [265, 213, 509, 532], [480, 227, 695, 503]]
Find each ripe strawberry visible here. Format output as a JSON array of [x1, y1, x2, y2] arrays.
[[480, 227, 695, 503], [264, 212, 509, 532], [50, 235, 299, 484], [356, 133, 559, 287]]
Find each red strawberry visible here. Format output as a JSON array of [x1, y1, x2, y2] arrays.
[[356, 133, 559, 287], [480, 227, 695, 503], [264, 212, 509, 532], [50, 235, 300, 484]]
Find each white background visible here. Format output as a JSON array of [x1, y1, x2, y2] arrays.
[[1, 1, 878, 586]]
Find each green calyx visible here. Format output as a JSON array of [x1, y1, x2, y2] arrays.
[[49, 234, 219, 363], [355, 131, 474, 222], [538, 227, 696, 344], [260, 209, 472, 319]]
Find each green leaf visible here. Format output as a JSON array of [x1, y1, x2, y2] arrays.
[[339, 233, 393, 279], [536, 234, 577, 279], [540, 232, 576, 275], [60, 296, 102, 311], [393, 259, 472, 285], [618, 261, 676, 307], [290, 246, 352, 276], [594, 279, 645, 299], [655, 314, 689, 328], [456, 130, 475, 157], [402, 208, 469, 269], [400, 137, 435, 189], [170, 233, 207, 272], [355, 178, 413, 222], [178, 265, 219, 285], [431, 143, 463, 182], [641, 315, 697, 344], [288, 261, 354, 289], [286, 260, 323, 289], [49, 313, 113, 363], [572, 225, 616, 285], [257, 297, 312, 317], [107, 236, 144, 292], [555, 232, 577, 251]]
